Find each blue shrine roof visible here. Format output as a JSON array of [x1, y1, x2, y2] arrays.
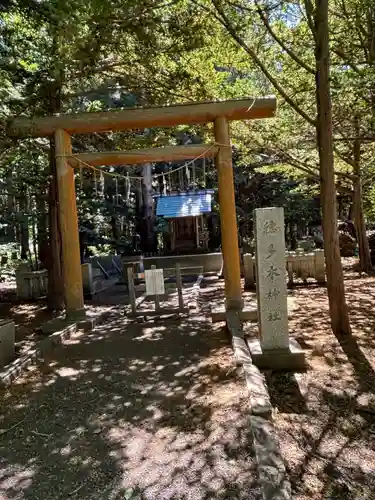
[[155, 191, 213, 219]]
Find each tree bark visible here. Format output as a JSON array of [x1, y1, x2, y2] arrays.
[[352, 118, 372, 273], [141, 163, 155, 252], [314, 0, 351, 334], [352, 177, 371, 272], [19, 187, 29, 260], [6, 169, 16, 241], [47, 137, 64, 311], [37, 191, 48, 263]]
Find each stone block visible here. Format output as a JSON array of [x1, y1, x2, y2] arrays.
[[250, 415, 292, 500], [82, 263, 93, 297], [247, 338, 307, 371], [314, 249, 326, 284], [40, 317, 75, 336], [211, 307, 257, 323], [0, 320, 15, 368], [16, 269, 48, 300], [232, 336, 253, 365], [243, 363, 273, 417], [243, 253, 256, 289], [141, 252, 223, 274]]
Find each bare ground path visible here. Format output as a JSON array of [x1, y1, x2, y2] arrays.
[[0, 279, 261, 500], [210, 269, 375, 500]]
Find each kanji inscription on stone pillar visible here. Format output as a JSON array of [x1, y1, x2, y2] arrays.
[[255, 207, 289, 350]]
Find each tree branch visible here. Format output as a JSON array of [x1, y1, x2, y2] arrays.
[[207, 0, 316, 126], [331, 48, 364, 75], [304, 0, 317, 42], [254, 0, 315, 75], [333, 144, 356, 168]]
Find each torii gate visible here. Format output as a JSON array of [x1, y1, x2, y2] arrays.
[[8, 97, 276, 318]]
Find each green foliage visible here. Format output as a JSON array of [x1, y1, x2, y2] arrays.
[[1, 0, 375, 261]]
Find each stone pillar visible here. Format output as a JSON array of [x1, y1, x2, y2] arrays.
[[0, 320, 15, 368], [243, 253, 255, 289], [255, 207, 289, 350], [248, 207, 306, 370], [81, 263, 93, 297], [314, 249, 326, 284]]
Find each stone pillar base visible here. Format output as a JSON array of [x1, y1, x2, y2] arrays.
[[247, 338, 306, 371], [225, 297, 244, 311], [65, 308, 86, 322], [211, 306, 257, 323], [0, 320, 15, 368]]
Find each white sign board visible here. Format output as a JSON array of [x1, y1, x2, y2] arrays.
[[145, 269, 165, 295], [255, 207, 289, 350]]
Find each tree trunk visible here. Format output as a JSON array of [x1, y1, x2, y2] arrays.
[[47, 137, 64, 311], [141, 163, 155, 252], [367, 6, 375, 131], [352, 118, 372, 273], [37, 191, 48, 263], [111, 215, 119, 240], [31, 196, 38, 267], [352, 178, 371, 272], [314, 0, 351, 335], [6, 170, 16, 241], [19, 188, 29, 260]]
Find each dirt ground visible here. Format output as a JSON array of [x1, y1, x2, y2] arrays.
[[0, 278, 261, 500], [2, 262, 375, 499], [0, 287, 56, 357], [271, 264, 375, 500], [211, 260, 375, 500], [0, 290, 112, 359], [0, 277, 196, 360]]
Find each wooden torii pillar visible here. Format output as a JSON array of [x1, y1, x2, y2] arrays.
[[214, 117, 242, 309], [8, 97, 277, 316], [55, 130, 85, 317]]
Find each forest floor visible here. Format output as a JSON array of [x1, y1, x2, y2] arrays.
[[0, 278, 261, 500], [210, 259, 375, 500], [1, 260, 375, 498], [0, 290, 111, 358], [0, 275, 196, 359], [274, 261, 375, 500]]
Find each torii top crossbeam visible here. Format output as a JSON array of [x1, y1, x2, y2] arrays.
[[7, 96, 276, 137]]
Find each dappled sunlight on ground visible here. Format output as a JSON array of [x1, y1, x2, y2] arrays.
[[241, 269, 375, 500], [209, 266, 375, 499], [3, 263, 375, 498], [0, 283, 260, 500]]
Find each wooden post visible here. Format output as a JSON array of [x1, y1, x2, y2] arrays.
[[214, 117, 243, 310], [151, 265, 161, 312], [171, 220, 176, 251], [55, 129, 85, 318], [127, 267, 136, 315], [176, 263, 184, 311]]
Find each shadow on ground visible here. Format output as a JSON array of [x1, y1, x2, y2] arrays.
[[201, 270, 375, 499], [261, 275, 375, 500], [0, 279, 261, 500]]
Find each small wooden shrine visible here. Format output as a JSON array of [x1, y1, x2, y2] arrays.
[[155, 190, 213, 252]]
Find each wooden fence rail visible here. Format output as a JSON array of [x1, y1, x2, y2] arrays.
[[243, 249, 325, 289]]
